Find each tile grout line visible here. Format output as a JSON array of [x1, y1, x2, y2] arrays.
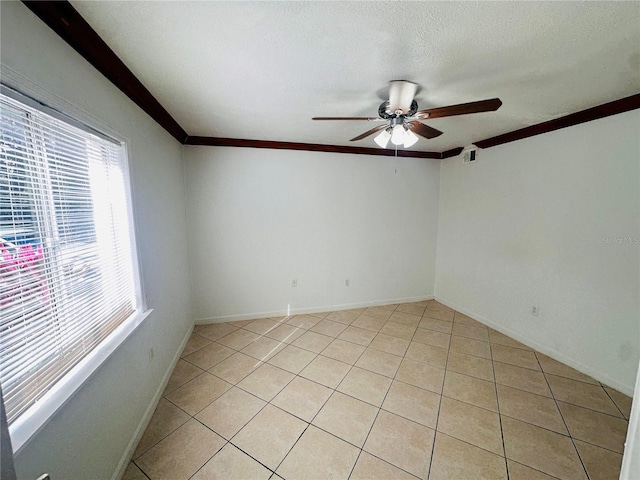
[[489, 342, 510, 480], [535, 351, 592, 480], [424, 306, 455, 480]]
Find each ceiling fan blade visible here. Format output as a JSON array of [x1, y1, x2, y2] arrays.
[[408, 121, 443, 139], [388, 80, 418, 114], [312, 116, 383, 121], [416, 98, 502, 119], [350, 124, 389, 142]]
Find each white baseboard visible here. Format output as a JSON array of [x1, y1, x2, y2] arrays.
[[435, 296, 635, 396], [194, 295, 434, 325], [111, 325, 193, 480]]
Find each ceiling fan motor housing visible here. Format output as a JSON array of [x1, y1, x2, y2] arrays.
[[379, 100, 418, 119]]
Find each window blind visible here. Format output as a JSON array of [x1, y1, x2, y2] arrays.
[[0, 91, 138, 425]]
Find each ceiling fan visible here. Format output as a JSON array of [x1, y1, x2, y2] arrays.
[[313, 80, 502, 149]]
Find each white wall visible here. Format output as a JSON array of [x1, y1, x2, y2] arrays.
[[1, 3, 193, 479], [184, 146, 440, 322], [435, 110, 640, 394]]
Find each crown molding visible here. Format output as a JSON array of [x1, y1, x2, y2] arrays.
[[185, 137, 444, 158], [474, 94, 640, 149], [21, 0, 189, 143], [21, 1, 640, 159]]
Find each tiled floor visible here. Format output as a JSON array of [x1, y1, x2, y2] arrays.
[[123, 301, 633, 480]]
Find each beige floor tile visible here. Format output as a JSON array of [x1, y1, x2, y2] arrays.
[[272, 376, 333, 422], [267, 344, 317, 373], [488, 329, 532, 350], [309, 311, 330, 319], [134, 398, 190, 458], [338, 325, 378, 346], [446, 351, 494, 382], [351, 315, 387, 332], [337, 366, 392, 406], [237, 363, 294, 401], [370, 333, 411, 356], [496, 384, 567, 434], [299, 355, 351, 388], [310, 318, 349, 337], [491, 344, 540, 370], [452, 322, 489, 342], [137, 419, 225, 480], [355, 348, 403, 378], [604, 386, 633, 419], [165, 372, 232, 415], [209, 352, 262, 384], [121, 462, 147, 480], [430, 432, 507, 480], [380, 321, 416, 340], [276, 425, 359, 480], [286, 314, 321, 329], [232, 404, 307, 470], [363, 410, 435, 478], [217, 328, 261, 350], [437, 396, 503, 456], [507, 459, 557, 480], [453, 312, 485, 327], [326, 309, 360, 324], [264, 323, 305, 344], [321, 338, 365, 364], [396, 303, 427, 316], [197, 322, 239, 342], [364, 306, 395, 320], [410, 328, 451, 349], [507, 460, 559, 480], [291, 330, 334, 353], [405, 342, 448, 368], [501, 416, 586, 479], [547, 374, 621, 416], [574, 439, 623, 480], [557, 401, 628, 453], [494, 361, 552, 397], [232, 319, 256, 327], [196, 387, 266, 439], [424, 306, 455, 322], [164, 359, 204, 394], [243, 317, 282, 335], [536, 353, 598, 384], [192, 443, 272, 480], [183, 342, 236, 369], [313, 391, 378, 447], [449, 335, 491, 359], [418, 317, 452, 334], [395, 358, 445, 394], [382, 380, 440, 428], [389, 311, 421, 327], [350, 451, 419, 479], [240, 335, 287, 361], [443, 370, 498, 412], [181, 333, 213, 357]]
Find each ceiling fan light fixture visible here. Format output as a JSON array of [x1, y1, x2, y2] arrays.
[[403, 129, 419, 148], [374, 129, 391, 148], [390, 124, 406, 146]]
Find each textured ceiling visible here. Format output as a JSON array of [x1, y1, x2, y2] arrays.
[[71, 1, 640, 152]]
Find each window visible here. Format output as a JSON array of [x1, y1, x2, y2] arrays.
[[0, 87, 143, 446]]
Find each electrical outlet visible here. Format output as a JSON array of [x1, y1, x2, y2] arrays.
[[531, 306, 539, 316], [345, 279, 350, 287], [291, 279, 297, 288]]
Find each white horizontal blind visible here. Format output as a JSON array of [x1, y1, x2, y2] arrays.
[[0, 92, 137, 425]]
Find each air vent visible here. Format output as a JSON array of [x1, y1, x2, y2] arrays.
[[462, 146, 478, 164]]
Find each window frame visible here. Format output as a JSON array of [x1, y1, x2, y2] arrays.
[[1, 84, 150, 453]]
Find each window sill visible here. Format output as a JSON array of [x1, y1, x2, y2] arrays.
[[8, 308, 153, 454]]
